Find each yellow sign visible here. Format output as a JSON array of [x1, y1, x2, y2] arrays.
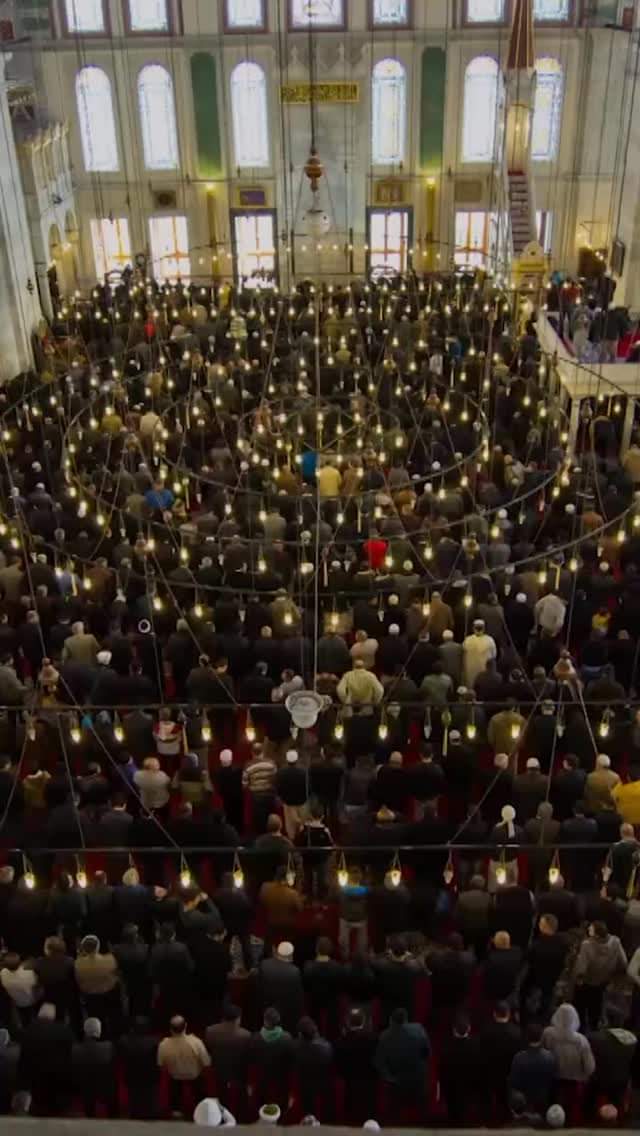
[[374, 179, 410, 206], [281, 82, 359, 104]]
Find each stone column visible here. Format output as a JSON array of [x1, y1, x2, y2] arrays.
[[622, 396, 636, 456], [568, 397, 581, 453], [0, 53, 41, 381]]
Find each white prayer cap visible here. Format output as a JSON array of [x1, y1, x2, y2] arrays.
[[277, 941, 294, 959], [219, 749, 233, 766], [389, 624, 400, 635], [526, 757, 540, 770], [286, 750, 299, 764], [193, 1098, 223, 1126], [596, 753, 611, 768]]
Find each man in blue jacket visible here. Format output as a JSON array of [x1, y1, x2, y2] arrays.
[[509, 1022, 557, 1115]]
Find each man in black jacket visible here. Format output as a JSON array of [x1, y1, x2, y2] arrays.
[[150, 922, 194, 1024], [251, 1007, 294, 1113], [276, 750, 308, 839], [477, 1002, 522, 1115], [113, 924, 151, 1018], [71, 1016, 117, 1118], [119, 1016, 159, 1119], [19, 1002, 74, 1115], [521, 914, 569, 1023], [303, 937, 344, 1034], [334, 1008, 378, 1124]]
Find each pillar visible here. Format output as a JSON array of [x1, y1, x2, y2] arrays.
[[568, 397, 581, 453], [0, 53, 41, 380], [622, 396, 635, 456]]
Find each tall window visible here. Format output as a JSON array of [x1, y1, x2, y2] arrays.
[[369, 209, 410, 275], [536, 209, 553, 254], [90, 218, 132, 278], [64, 0, 105, 33], [466, 0, 505, 21], [290, 0, 344, 28], [226, 0, 265, 28], [138, 65, 179, 170], [532, 57, 563, 160], [372, 0, 409, 24], [372, 59, 406, 166], [128, 0, 170, 31], [234, 213, 276, 284], [149, 215, 190, 280], [231, 62, 269, 168], [455, 210, 498, 267], [76, 67, 119, 172], [534, 0, 570, 18], [462, 56, 501, 162]]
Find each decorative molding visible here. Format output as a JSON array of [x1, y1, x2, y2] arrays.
[[280, 81, 359, 103]]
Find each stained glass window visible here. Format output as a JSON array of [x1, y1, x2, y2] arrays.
[[128, 0, 169, 30], [372, 0, 409, 25], [64, 0, 105, 33], [290, 0, 344, 28]]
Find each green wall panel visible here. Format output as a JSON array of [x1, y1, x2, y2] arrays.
[[420, 47, 446, 173], [191, 52, 222, 180]]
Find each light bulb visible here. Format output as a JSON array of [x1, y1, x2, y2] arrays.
[[233, 866, 244, 889], [378, 723, 388, 740], [245, 725, 256, 742], [389, 868, 401, 887], [466, 723, 477, 740], [76, 870, 88, 889], [114, 725, 124, 743], [180, 869, 192, 889], [569, 557, 578, 572], [338, 867, 349, 888], [548, 866, 560, 885], [443, 861, 454, 885], [193, 603, 203, 619], [422, 602, 430, 617], [70, 726, 81, 744], [153, 596, 163, 612], [599, 721, 609, 739], [201, 724, 212, 743], [334, 722, 344, 740], [463, 594, 472, 608], [511, 722, 521, 740], [495, 865, 507, 887], [258, 558, 266, 573], [24, 871, 35, 890], [180, 547, 189, 563]]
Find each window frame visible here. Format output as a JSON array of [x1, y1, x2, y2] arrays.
[[288, 0, 346, 31], [531, 56, 563, 162], [123, 0, 179, 35], [368, 0, 412, 28], [230, 60, 270, 170], [148, 214, 191, 282], [461, 54, 503, 164], [230, 207, 279, 286], [60, 0, 110, 37], [223, 0, 267, 32], [90, 217, 132, 279], [371, 57, 407, 167], [462, 0, 510, 28], [454, 209, 498, 269], [366, 206, 413, 277], [532, 0, 573, 24], [536, 209, 553, 254], [76, 65, 120, 173], [137, 63, 180, 172]]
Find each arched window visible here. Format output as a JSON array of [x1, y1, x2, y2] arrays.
[[138, 64, 179, 171], [230, 62, 269, 169], [462, 56, 501, 162], [76, 66, 119, 172], [532, 57, 563, 160], [372, 58, 406, 166]]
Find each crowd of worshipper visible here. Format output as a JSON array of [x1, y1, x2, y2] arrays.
[[0, 267, 636, 1122]]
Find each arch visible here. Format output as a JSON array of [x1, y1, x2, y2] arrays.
[[371, 58, 407, 166], [137, 64, 179, 171], [462, 55, 502, 162], [230, 61, 269, 169], [532, 57, 564, 161], [75, 66, 119, 173]]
